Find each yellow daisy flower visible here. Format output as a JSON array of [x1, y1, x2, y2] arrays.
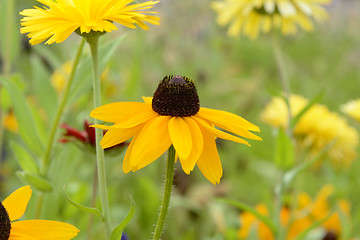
[[341, 99, 360, 122], [261, 95, 358, 166], [238, 185, 350, 240], [211, 0, 331, 39], [91, 75, 261, 184], [20, 0, 160, 45], [0, 185, 79, 239]]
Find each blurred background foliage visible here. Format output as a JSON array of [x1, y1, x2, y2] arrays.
[[0, 0, 359, 239]]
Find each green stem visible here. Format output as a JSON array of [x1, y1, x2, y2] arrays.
[[87, 35, 112, 239], [152, 145, 176, 240], [41, 38, 85, 175], [272, 32, 293, 136], [34, 193, 44, 219], [274, 173, 285, 240]]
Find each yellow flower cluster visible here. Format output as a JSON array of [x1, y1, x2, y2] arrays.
[[342, 99, 360, 122], [238, 185, 350, 240], [261, 95, 358, 166], [211, 0, 331, 39]]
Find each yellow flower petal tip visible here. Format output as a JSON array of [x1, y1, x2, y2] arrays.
[[1, 186, 79, 239], [91, 75, 261, 184], [211, 0, 332, 39], [20, 0, 160, 45]]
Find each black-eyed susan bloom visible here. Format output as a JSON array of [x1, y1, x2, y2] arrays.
[[211, 0, 331, 39], [0, 186, 79, 239], [20, 0, 160, 45], [91, 75, 261, 184]]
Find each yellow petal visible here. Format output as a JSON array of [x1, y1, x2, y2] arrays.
[[3, 186, 32, 221], [179, 117, 203, 174], [142, 96, 153, 105], [122, 134, 139, 173], [100, 124, 144, 149], [193, 116, 251, 146], [198, 107, 262, 140], [90, 102, 152, 123], [196, 125, 223, 184], [130, 116, 172, 171], [168, 117, 192, 160], [10, 220, 79, 240]]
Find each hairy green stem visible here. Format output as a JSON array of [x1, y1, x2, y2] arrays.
[[87, 35, 112, 239], [41, 38, 85, 175], [152, 145, 176, 240]]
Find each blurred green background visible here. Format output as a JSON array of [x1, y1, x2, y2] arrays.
[[0, 0, 359, 239]]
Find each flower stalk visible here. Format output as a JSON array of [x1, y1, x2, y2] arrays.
[[87, 34, 112, 239], [271, 32, 293, 137], [34, 38, 85, 219], [152, 145, 176, 240], [41, 38, 85, 175]]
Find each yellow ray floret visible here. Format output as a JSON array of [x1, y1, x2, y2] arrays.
[[91, 97, 261, 184], [211, 0, 331, 39], [20, 0, 160, 45], [1, 186, 79, 239]]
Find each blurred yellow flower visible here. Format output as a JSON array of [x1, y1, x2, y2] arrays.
[[261, 95, 358, 166], [91, 75, 261, 184], [3, 110, 18, 133], [51, 61, 109, 95], [238, 185, 350, 240], [341, 99, 360, 122], [1, 185, 79, 239], [20, 0, 160, 45], [211, 0, 331, 39], [51, 61, 73, 94]]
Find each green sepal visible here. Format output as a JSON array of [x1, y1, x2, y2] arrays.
[[16, 171, 53, 192], [63, 186, 103, 220], [10, 141, 39, 173], [110, 196, 136, 240]]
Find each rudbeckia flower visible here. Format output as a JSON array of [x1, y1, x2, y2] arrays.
[[91, 75, 261, 184], [341, 99, 360, 122], [261, 95, 358, 166], [211, 0, 331, 39], [20, 0, 160, 45], [0, 185, 79, 239]]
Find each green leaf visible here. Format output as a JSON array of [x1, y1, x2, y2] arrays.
[[63, 186, 103, 219], [16, 171, 53, 192], [274, 128, 294, 170], [9, 141, 39, 173], [294, 210, 334, 240], [0, 75, 45, 157], [216, 198, 278, 235], [30, 55, 58, 122], [110, 196, 136, 240], [69, 35, 127, 103]]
